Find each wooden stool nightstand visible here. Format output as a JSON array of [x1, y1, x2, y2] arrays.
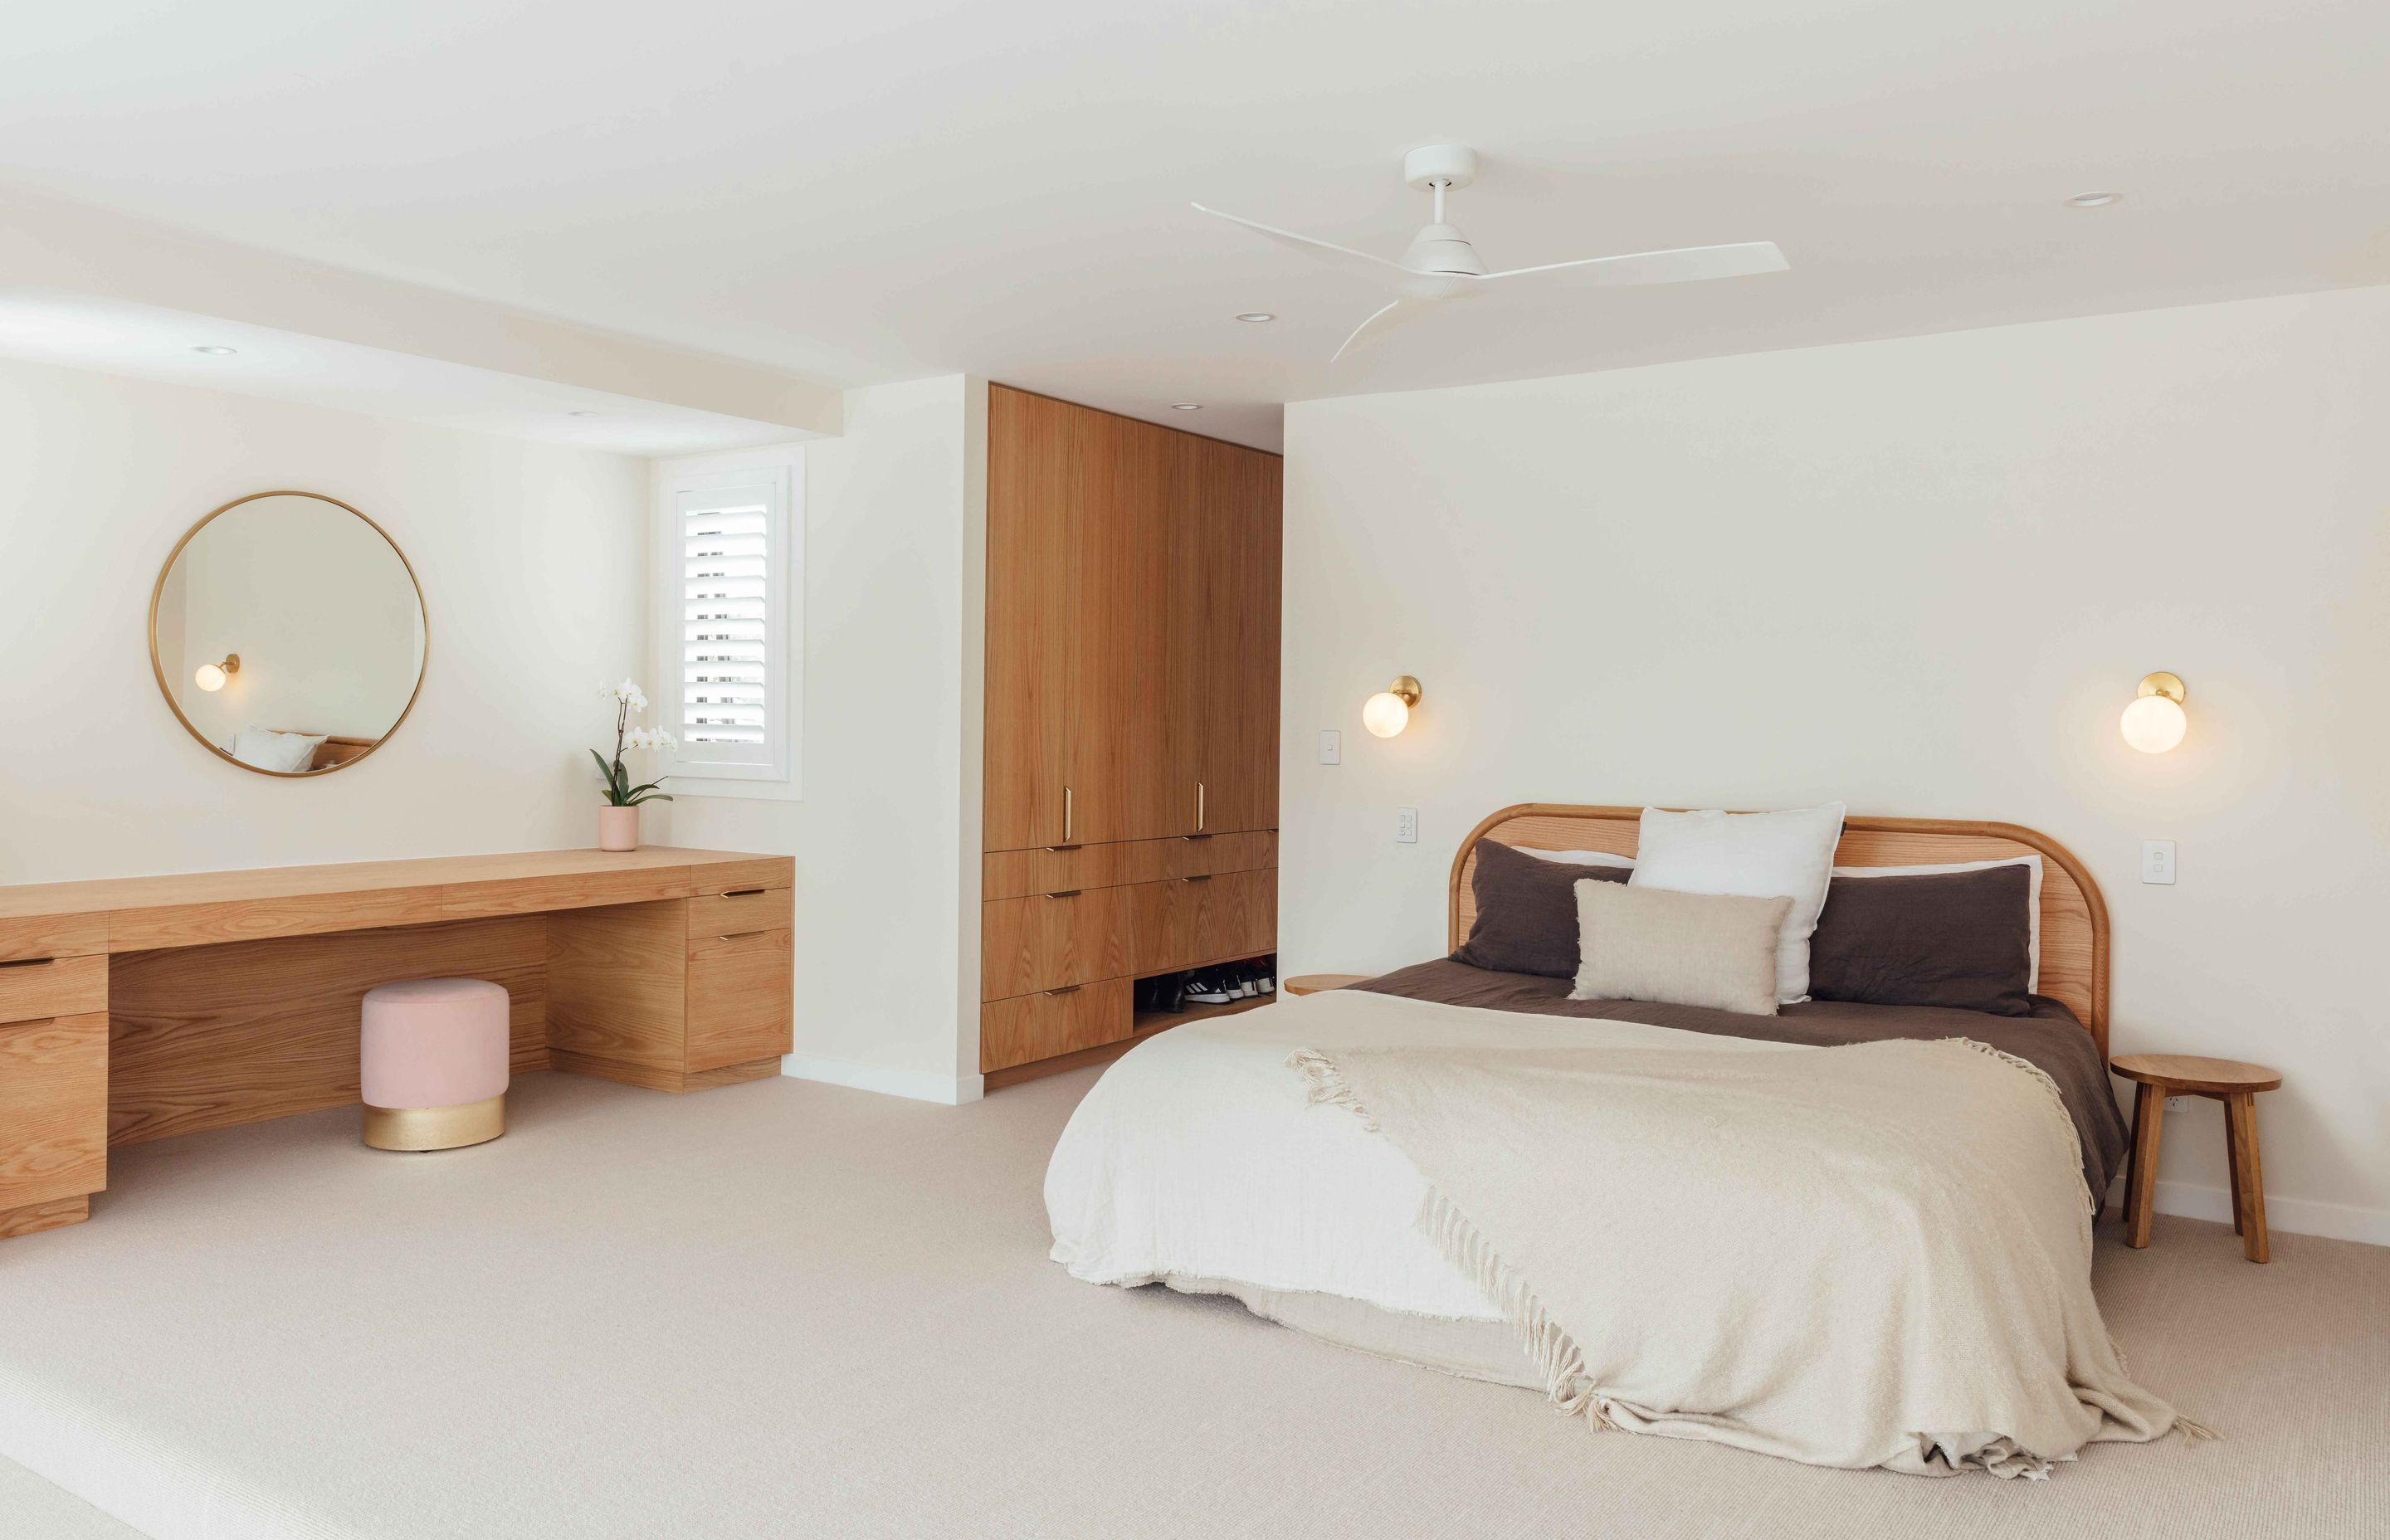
[[1284, 973, 1371, 997], [2112, 1054, 2282, 1263]]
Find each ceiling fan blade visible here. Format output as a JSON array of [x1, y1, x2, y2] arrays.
[[1328, 294, 1462, 361], [1472, 241, 1789, 285], [1192, 203, 1416, 283]]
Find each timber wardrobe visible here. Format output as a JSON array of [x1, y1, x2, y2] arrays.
[[979, 386, 1281, 1085]]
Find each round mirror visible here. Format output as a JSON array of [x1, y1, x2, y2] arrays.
[[149, 491, 427, 777]]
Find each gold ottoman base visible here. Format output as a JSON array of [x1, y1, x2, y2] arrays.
[[362, 1094, 505, 1152]]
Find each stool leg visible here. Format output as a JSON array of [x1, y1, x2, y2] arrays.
[[2126, 1084, 2164, 1249], [2227, 1092, 2269, 1264], [2222, 1098, 2243, 1235]]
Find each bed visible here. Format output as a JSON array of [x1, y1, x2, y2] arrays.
[[1046, 804, 2178, 1478]]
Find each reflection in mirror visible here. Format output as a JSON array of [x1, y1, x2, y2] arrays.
[[150, 492, 427, 776]]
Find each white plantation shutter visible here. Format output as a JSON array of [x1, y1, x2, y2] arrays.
[[679, 491, 771, 758], [656, 460, 799, 792]]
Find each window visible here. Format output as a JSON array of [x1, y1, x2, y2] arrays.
[[652, 453, 800, 797]]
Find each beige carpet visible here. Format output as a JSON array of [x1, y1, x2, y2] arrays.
[[0, 1068, 2381, 1540]]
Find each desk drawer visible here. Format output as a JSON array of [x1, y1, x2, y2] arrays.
[[686, 928, 793, 1073], [981, 886, 1132, 1001], [687, 887, 792, 940], [0, 1011, 106, 1210], [0, 953, 106, 1026], [980, 977, 1131, 1073]]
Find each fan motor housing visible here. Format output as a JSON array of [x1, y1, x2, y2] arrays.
[[1403, 144, 1479, 191]]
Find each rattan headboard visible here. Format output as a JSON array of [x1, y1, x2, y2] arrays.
[[1449, 804, 2110, 1060]]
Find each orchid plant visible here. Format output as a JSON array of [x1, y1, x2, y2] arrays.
[[593, 679, 676, 808]]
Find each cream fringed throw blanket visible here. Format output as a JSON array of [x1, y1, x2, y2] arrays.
[[1288, 1036, 2178, 1478]]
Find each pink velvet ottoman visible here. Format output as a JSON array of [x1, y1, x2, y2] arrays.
[[360, 977, 511, 1151]]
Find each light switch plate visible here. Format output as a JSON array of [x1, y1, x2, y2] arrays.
[[1318, 729, 1341, 766], [1395, 807, 1418, 844], [2141, 840, 2177, 885]]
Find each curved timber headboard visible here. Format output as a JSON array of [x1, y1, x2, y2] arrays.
[[1448, 804, 2110, 1061]]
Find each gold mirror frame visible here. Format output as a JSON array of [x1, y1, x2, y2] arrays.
[[147, 490, 429, 778]]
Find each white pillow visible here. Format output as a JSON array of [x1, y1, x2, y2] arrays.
[[1832, 855, 2043, 991], [230, 724, 327, 773], [1520, 849, 1636, 869], [1628, 802, 1846, 1003]]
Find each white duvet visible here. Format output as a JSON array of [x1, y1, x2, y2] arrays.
[[1046, 987, 1807, 1323]]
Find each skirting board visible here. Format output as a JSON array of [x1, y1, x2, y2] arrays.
[[778, 1055, 983, 1106], [2105, 1176, 2390, 1248]]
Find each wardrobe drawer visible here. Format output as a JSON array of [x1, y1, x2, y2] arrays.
[[981, 886, 1132, 1001], [980, 977, 1131, 1074], [687, 887, 792, 941], [981, 831, 1278, 901], [0, 1011, 107, 1210], [1127, 868, 1276, 976], [0, 953, 106, 1026], [685, 928, 793, 1073]]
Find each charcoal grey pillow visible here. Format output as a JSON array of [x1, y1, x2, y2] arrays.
[[1453, 838, 1631, 977], [1807, 863, 2034, 1016]]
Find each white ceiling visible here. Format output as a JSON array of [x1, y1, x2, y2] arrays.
[[0, 289, 802, 455], [2, 0, 2384, 452]]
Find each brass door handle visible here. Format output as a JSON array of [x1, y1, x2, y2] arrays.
[[1196, 781, 1206, 833], [1063, 786, 1075, 843]]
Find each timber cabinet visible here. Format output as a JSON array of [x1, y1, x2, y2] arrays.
[[980, 387, 1281, 1082]]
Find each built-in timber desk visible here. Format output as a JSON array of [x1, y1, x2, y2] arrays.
[[0, 847, 793, 1240]]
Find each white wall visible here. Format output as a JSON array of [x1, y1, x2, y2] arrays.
[[0, 355, 647, 880], [654, 376, 988, 1104], [1280, 285, 2390, 1245]]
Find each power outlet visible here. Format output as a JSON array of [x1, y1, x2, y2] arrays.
[[1395, 807, 1419, 845], [2165, 1095, 2188, 1113]]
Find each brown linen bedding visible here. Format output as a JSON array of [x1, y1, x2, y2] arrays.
[[1355, 958, 2126, 1201]]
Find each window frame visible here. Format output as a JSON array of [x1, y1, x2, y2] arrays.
[[650, 449, 803, 801]]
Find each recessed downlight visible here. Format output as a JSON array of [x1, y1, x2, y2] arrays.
[[2066, 192, 2122, 208], [567, 410, 599, 417], [191, 345, 237, 355], [1235, 312, 1275, 323], [1169, 403, 1203, 412]]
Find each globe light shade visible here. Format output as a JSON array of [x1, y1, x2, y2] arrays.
[[1362, 690, 1410, 738], [2119, 688, 2187, 754], [193, 663, 227, 692]]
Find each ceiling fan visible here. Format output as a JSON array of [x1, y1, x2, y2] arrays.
[[1194, 144, 1788, 361]]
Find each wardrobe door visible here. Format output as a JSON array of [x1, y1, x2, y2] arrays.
[[1192, 440, 1282, 836], [1095, 411, 1174, 843], [985, 388, 1087, 852]]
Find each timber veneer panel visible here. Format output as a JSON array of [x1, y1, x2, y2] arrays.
[[981, 886, 1134, 1001], [107, 918, 549, 1146], [546, 901, 687, 1070], [980, 977, 1133, 1073], [1126, 870, 1276, 977], [0, 1012, 106, 1211], [686, 928, 794, 1072], [984, 387, 1087, 851], [981, 831, 1275, 901], [0, 953, 107, 1024]]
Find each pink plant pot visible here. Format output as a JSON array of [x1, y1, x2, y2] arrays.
[[598, 805, 640, 852]]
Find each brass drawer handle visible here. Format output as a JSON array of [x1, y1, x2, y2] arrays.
[[1044, 984, 1082, 997], [1178, 875, 1214, 884], [714, 928, 778, 941], [717, 887, 769, 898], [1178, 833, 1212, 842], [1043, 844, 1082, 853], [1043, 889, 1082, 900], [0, 956, 58, 971]]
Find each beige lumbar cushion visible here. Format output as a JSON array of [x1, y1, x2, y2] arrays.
[[1569, 880, 1792, 1016]]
